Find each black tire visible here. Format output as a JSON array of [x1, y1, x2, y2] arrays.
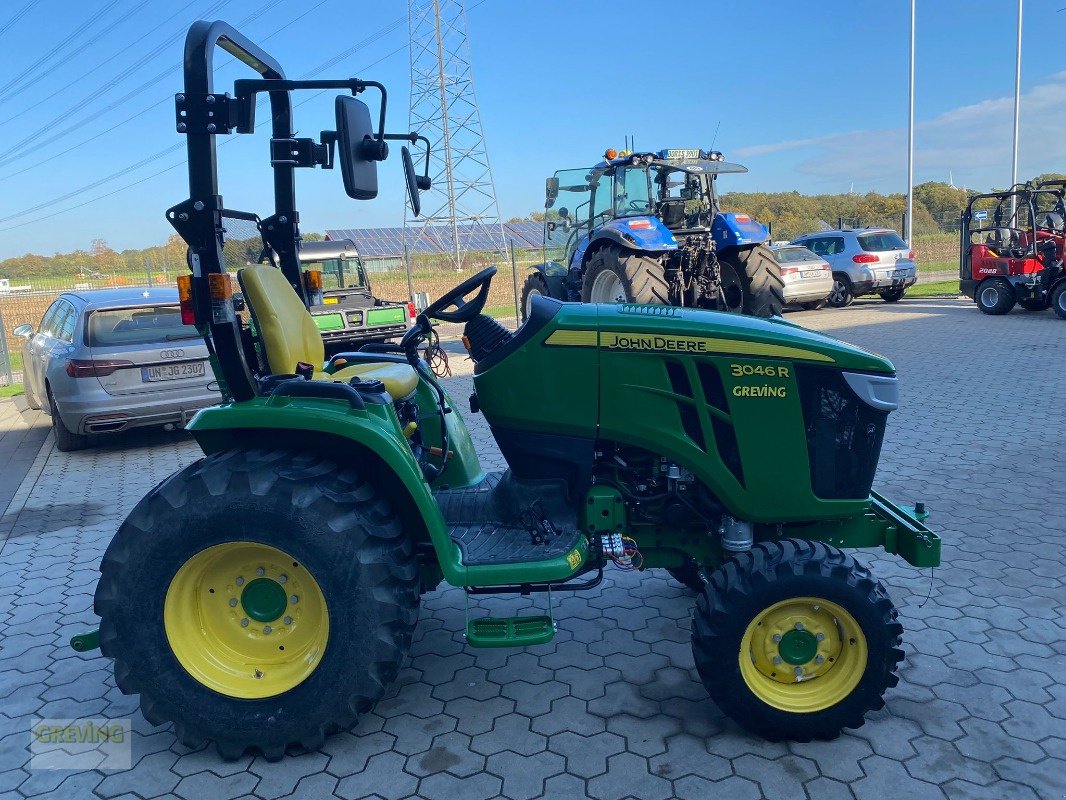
[[827, 275, 854, 308], [879, 288, 906, 303], [95, 448, 420, 761], [976, 279, 1016, 315], [1052, 282, 1066, 320], [717, 244, 785, 317], [692, 539, 903, 742], [49, 390, 88, 452], [581, 246, 669, 305], [667, 564, 706, 593], [520, 272, 550, 321], [801, 300, 827, 311], [1017, 296, 1048, 312]]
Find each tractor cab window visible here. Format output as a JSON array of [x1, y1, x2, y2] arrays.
[[312, 257, 368, 291], [653, 166, 710, 228], [615, 167, 653, 217], [544, 168, 595, 264], [589, 169, 614, 224]]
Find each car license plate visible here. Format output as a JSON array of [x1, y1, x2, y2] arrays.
[[892, 269, 908, 278], [142, 362, 206, 382], [801, 270, 821, 278]]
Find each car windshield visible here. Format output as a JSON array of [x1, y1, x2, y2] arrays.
[[88, 305, 197, 346], [857, 232, 907, 252], [313, 257, 367, 290], [775, 247, 820, 263]]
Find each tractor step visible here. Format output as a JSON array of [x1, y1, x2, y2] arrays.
[[466, 615, 556, 648]]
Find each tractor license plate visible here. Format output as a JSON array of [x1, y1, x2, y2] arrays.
[[142, 362, 206, 382]]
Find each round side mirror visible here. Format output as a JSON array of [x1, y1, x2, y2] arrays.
[[558, 207, 570, 218]]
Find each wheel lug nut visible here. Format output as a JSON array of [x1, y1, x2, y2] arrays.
[[235, 577, 244, 586], [284, 616, 293, 625], [279, 575, 287, 584], [794, 666, 803, 676], [772, 634, 782, 643], [240, 618, 249, 627], [812, 605, 820, 611], [263, 626, 272, 635], [772, 656, 782, 665], [256, 567, 265, 576], [815, 655, 825, 664], [794, 622, 804, 631], [816, 632, 825, 641], [229, 598, 238, 607], [290, 595, 299, 604]]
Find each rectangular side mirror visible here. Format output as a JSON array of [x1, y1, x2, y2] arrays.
[[13, 324, 33, 339], [402, 146, 422, 217], [335, 96, 378, 200], [545, 176, 559, 208]]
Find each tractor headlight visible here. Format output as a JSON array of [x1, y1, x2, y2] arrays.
[[842, 372, 899, 412]]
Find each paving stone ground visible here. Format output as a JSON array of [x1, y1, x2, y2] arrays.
[[0, 297, 1062, 800]]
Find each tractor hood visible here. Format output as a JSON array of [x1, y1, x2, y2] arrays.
[[567, 302, 894, 374]]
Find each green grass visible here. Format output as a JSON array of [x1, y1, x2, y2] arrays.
[[908, 280, 961, 298], [0, 383, 24, 398], [920, 260, 958, 273]]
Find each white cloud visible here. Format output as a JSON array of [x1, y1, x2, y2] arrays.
[[733, 71, 1066, 191]]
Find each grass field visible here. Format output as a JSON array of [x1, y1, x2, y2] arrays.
[[908, 280, 962, 298], [0, 383, 23, 397]]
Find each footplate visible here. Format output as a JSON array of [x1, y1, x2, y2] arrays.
[[466, 615, 556, 648]]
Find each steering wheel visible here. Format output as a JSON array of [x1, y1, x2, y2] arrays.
[[423, 265, 497, 323]]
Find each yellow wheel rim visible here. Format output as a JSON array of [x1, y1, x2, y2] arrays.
[[738, 596, 867, 713], [164, 542, 329, 699]]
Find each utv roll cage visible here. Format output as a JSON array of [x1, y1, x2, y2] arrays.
[[167, 21, 428, 403]]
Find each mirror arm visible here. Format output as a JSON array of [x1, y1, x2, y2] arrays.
[[383, 132, 432, 188]]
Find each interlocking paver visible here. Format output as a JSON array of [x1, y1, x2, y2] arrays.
[[0, 300, 1061, 799]]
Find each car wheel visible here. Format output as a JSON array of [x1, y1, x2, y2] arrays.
[[827, 276, 854, 308], [1051, 282, 1066, 320], [975, 279, 1016, 315], [48, 391, 89, 452], [879, 288, 906, 303]]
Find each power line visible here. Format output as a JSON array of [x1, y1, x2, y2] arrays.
[[0, 0, 126, 102], [0, 0, 42, 40], [0, 38, 409, 234]]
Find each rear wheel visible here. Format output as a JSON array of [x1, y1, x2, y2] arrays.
[[827, 276, 854, 308], [717, 244, 785, 317], [581, 246, 669, 305], [95, 448, 419, 760], [48, 390, 88, 452], [520, 272, 550, 321], [1052, 282, 1066, 320], [692, 539, 902, 742], [879, 288, 906, 303], [976, 279, 1016, 315]]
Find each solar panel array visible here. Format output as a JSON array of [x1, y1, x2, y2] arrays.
[[326, 222, 543, 257]]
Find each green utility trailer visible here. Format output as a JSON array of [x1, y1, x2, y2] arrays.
[[75, 19, 939, 761]]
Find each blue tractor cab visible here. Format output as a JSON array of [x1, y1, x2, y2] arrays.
[[523, 149, 783, 317]]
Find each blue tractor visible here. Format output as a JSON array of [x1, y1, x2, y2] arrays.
[[523, 149, 784, 317]]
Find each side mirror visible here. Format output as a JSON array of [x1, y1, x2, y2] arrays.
[[401, 146, 422, 218], [558, 207, 570, 219], [545, 176, 559, 209], [335, 96, 382, 200], [13, 324, 32, 339]]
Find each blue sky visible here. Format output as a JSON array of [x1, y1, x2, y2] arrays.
[[1, 0, 1065, 259]]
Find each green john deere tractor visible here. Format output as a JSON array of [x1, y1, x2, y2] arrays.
[[75, 20, 940, 761]]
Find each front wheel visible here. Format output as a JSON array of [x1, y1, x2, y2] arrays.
[[717, 244, 785, 317], [95, 448, 420, 760], [520, 272, 550, 321], [692, 539, 903, 742], [827, 276, 854, 308], [1051, 282, 1066, 320], [976, 279, 1016, 315]]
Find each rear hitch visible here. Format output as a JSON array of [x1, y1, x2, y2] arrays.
[[70, 629, 100, 653]]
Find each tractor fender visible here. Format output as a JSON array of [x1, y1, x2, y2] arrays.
[[185, 399, 468, 586], [712, 212, 770, 252], [586, 217, 678, 261], [529, 260, 569, 300]]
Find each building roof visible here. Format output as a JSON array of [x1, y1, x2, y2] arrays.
[[324, 222, 543, 258]]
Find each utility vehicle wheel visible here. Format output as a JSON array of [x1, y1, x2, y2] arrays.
[[667, 564, 706, 593], [1017, 296, 1048, 312], [95, 448, 419, 761], [827, 276, 854, 308], [1052, 282, 1066, 320], [801, 300, 827, 311], [976, 279, 1016, 315], [582, 246, 669, 305], [520, 272, 550, 321], [879, 288, 906, 303], [49, 391, 88, 452], [717, 244, 785, 317], [692, 539, 903, 742]]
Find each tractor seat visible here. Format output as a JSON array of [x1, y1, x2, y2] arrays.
[[237, 264, 418, 400]]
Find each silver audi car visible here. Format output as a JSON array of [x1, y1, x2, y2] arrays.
[[13, 287, 220, 451]]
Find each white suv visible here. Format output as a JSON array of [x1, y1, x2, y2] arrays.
[[790, 228, 918, 307]]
